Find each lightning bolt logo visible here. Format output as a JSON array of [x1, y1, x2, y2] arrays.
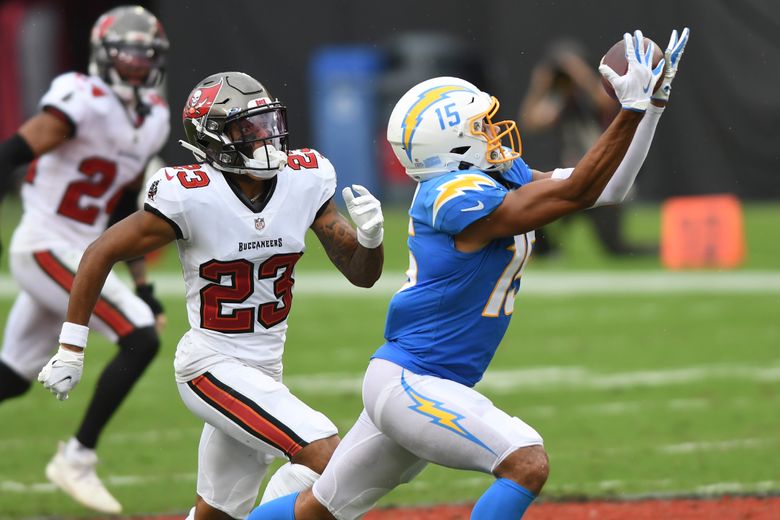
[[401, 371, 495, 454], [432, 173, 496, 225], [401, 85, 475, 161]]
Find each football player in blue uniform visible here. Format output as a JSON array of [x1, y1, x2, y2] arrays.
[[251, 28, 689, 519]]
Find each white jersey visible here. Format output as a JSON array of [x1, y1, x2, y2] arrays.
[[10, 72, 170, 252], [143, 152, 336, 382]]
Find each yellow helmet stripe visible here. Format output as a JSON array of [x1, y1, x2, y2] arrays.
[[401, 85, 474, 162]]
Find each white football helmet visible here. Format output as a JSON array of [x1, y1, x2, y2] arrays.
[[387, 76, 522, 182]]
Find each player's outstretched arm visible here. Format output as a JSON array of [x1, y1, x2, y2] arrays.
[[457, 31, 659, 252], [37, 210, 176, 401], [542, 27, 689, 207], [311, 189, 384, 288]]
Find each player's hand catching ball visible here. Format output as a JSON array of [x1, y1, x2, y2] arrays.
[[342, 184, 384, 249], [599, 30, 665, 112], [651, 27, 690, 103], [37, 346, 84, 401]]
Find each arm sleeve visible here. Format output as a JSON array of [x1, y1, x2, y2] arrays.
[[108, 185, 141, 228], [0, 134, 34, 200], [142, 169, 190, 240], [593, 105, 663, 206]]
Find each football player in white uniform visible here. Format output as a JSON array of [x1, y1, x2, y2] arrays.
[[0, 6, 169, 514], [37, 71, 385, 520]]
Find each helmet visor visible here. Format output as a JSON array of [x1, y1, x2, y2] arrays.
[[107, 43, 165, 87], [224, 109, 287, 158]]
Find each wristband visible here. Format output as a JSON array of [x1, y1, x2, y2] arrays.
[[357, 227, 383, 249], [59, 322, 89, 349]]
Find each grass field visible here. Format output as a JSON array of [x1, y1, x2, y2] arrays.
[[0, 199, 778, 518]]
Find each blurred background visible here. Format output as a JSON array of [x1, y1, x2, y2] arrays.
[[1, 0, 778, 202], [1, 0, 779, 517]]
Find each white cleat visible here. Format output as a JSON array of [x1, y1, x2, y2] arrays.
[[45, 441, 122, 514]]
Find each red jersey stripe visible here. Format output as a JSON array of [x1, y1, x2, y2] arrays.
[[191, 374, 304, 457], [32, 251, 134, 337]]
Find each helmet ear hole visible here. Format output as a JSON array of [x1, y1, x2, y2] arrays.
[[450, 146, 470, 155]]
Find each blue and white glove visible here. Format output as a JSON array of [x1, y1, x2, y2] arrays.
[[599, 30, 665, 112], [342, 184, 384, 249], [651, 27, 690, 103], [37, 346, 84, 401]]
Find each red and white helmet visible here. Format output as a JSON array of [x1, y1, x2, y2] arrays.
[[88, 5, 168, 102], [387, 77, 522, 182]]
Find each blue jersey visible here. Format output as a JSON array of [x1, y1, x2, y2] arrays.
[[374, 160, 534, 387]]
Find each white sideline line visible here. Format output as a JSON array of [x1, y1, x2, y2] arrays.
[[660, 438, 771, 454], [0, 473, 194, 494], [281, 362, 780, 395], [0, 271, 779, 297]]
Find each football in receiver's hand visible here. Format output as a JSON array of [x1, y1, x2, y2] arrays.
[[600, 37, 663, 100]]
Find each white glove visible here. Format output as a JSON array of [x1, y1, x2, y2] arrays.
[[37, 346, 84, 401], [651, 27, 690, 103], [599, 30, 665, 112], [342, 184, 384, 249]]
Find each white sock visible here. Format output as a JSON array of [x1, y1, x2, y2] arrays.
[[260, 462, 320, 504]]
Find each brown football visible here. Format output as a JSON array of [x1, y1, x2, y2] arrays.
[[601, 37, 663, 100]]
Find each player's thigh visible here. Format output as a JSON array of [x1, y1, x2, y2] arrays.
[[0, 292, 61, 379], [177, 360, 337, 460], [9, 249, 154, 343], [195, 422, 273, 518], [364, 358, 543, 474], [313, 409, 427, 520]]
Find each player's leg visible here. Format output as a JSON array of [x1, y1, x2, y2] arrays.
[[260, 433, 339, 503], [0, 292, 61, 401], [177, 360, 339, 519], [470, 445, 548, 518], [248, 409, 427, 520], [189, 423, 274, 520], [13, 249, 159, 513], [362, 359, 548, 519]]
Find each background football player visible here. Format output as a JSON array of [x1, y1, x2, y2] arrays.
[[249, 28, 689, 520], [0, 5, 169, 514], [37, 71, 385, 520]]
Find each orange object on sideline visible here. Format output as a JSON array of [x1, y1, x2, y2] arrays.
[[661, 194, 745, 269]]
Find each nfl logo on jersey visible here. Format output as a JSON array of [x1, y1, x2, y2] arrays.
[[255, 217, 265, 230]]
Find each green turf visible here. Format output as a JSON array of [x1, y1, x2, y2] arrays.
[[0, 199, 778, 517]]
